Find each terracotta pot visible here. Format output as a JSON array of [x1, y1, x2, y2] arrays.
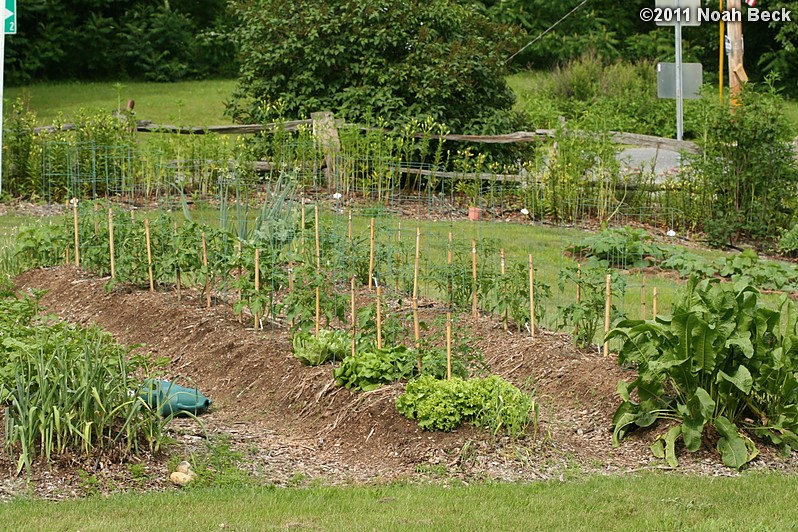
[[468, 206, 481, 221]]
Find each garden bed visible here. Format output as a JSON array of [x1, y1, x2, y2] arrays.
[[4, 266, 798, 498]]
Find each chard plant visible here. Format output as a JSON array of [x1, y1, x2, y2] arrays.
[[609, 277, 798, 469]]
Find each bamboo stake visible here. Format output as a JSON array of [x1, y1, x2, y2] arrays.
[[72, 199, 80, 267], [376, 284, 383, 349], [471, 240, 478, 318], [288, 269, 294, 292], [300, 202, 306, 253], [237, 241, 243, 323], [348, 209, 353, 242], [653, 287, 658, 319], [314, 205, 321, 271], [254, 247, 260, 329], [397, 222, 402, 243], [130, 209, 135, 222], [202, 232, 210, 308], [315, 204, 321, 337], [174, 221, 181, 302], [500, 248, 507, 331], [351, 277, 356, 357], [108, 208, 115, 278], [413, 226, 421, 372], [604, 273, 611, 357], [368, 217, 375, 289], [528, 254, 535, 337], [145, 219, 154, 292], [446, 311, 452, 380], [641, 276, 647, 321]]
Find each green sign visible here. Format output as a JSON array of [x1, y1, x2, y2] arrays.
[[4, 0, 15, 34]]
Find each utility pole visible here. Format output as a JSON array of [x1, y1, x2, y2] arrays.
[[726, 0, 747, 100]]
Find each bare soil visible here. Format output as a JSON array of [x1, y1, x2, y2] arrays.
[[3, 265, 798, 499]]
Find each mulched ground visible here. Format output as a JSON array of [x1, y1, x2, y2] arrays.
[[3, 258, 798, 499]]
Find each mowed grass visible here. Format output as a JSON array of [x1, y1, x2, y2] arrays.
[[4, 79, 237, 126], [4, 472, 798, 531]]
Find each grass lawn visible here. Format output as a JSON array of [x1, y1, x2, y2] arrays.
[[3, 472, 797, 530], [4, 79, 237, 127]]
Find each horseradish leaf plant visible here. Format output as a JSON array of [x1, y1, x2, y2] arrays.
[[608, 277, 798, 469]]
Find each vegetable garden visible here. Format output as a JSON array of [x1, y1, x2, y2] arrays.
[[3, 101, 798, 492]]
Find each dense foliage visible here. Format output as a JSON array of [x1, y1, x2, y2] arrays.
[[6, 0, 236, 84], [609, 278, 798, 469], [226, 0, 522, 132]]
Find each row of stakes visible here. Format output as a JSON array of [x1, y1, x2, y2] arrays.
[[66, 199, 659, 377]]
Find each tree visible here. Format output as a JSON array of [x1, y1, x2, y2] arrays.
[[226, 0, 524, 133]]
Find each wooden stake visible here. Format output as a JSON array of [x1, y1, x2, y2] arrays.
[[528, 254, 535, 337], [471, 240, 478, 318], [604, 274, 611, 357], [376, 284, 382, 349], [145, 219, 154, 292], [72, 199, 80, 267], [397, 222, 402, 243], [314, 204, 321, 271], [348, 209, 353, 242], [641, 276, 647, 321], [500, 248, 507, 330], [315, 286, 321, 337], [413, 226, 421, 372], [173, 221, 181, 302], [300, 203, 306, 253], [368, 217, 375, 289], [254, 247, 260, 329], [446, 311, 452, 380], [201, 232, 210, 308], [351, 277, 356, 357], [130, 209, 135, 222], [314, 204, 321, 337], [288, 269, 294, 292], [653, 286, 658, 319], [108, 208, 115, 278], [237, 241, 243, 323]]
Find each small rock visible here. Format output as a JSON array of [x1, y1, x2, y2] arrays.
[[176, 461, 192, 474], [170, 471, 194, 487]]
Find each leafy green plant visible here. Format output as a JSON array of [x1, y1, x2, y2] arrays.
[[557, 263, 624, 348], [333, 346, 417, 392], [482, 262, 550, 332], [609, 277, 798, 469], [396, 374, 538, 438], [0, 291, 171, 474], [292, 329, 350, 366], [567, 227, 665, 268]]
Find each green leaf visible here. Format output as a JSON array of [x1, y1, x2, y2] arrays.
[[717, 365, 753, 395], [651, 438, 665, 459], [714, 416, 751, 470], [664, 425, 681, 468]]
